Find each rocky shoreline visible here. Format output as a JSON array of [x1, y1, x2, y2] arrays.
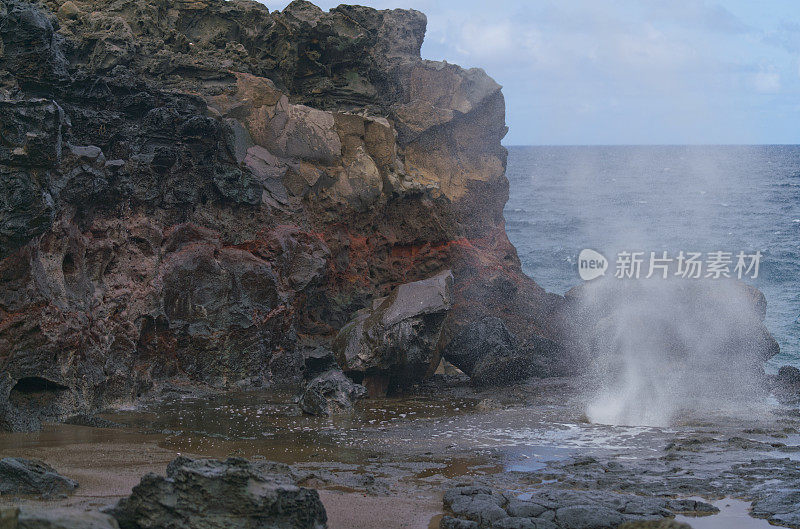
[[3, 377, 800, 528]]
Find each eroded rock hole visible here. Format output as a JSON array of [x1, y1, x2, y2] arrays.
[[62, 253, 76, 275], [9, 377, 69, 409]]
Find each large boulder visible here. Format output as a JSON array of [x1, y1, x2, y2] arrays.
[[333, 270, 453, 395], [0, 458, 77, 498], [443, 317, 516, 377], [109, 457, 327, 529], [298, 369, 366, 416], [443, 316, 564, 386]]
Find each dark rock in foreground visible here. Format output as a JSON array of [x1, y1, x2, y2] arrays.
[[299, 369, 366, 416], [109, 457, 326, 529], [0, 458, 77, 498], [751, 491, 800, 528], [334, 270, 453, 395], [440, 485, 713, 529], [521, 449, 800, 529]]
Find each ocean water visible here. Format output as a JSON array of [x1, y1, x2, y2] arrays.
[[504, 145, 800, 371]]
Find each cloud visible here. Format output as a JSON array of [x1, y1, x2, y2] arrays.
[[641, 0, 751, 34], [762, 21, 800, 53], [259, 0, 799, 144], [433, 1, 707, 88], [753, 71, 781, 93], [455, 21, 515, 59]]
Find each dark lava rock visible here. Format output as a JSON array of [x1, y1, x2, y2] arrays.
[[0, 0, 69, 85], [557, 449, 800, 500], [443, 317, 563, 385], [302, 347, 339, 380], [751, 490, 800, 527], [664, 499, 718, 515], [440, 517, 480, 529], [0, 99, 62, 258], [0, 458, 77, 497], [777, 366, 800, 388], [526, 451, 800, 529], [109, 457, 326, 529], [334, 270, 453, 394], [17, 508, 120, 529], [443, 317, 517, 383], [298, 369, 366, 416], [440, 485, 698, 529], [0, 376, 79, 433], [555, 505, 625, 528]]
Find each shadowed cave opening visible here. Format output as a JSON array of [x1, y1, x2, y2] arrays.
[[62, 253, 76, 275], [9, 377, 69, 410]]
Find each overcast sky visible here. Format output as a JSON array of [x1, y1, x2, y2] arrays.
[[261, 0, 800, 145]]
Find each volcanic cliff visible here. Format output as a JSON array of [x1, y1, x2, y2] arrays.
[[0, 0, 565, 431]]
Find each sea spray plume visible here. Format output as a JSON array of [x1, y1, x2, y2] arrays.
[[536, 147, 780, 426], [564, 276, 778, 426]]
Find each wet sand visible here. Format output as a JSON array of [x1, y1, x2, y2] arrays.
[[320, 491, 442, 529], [0, 389, 511, 528], [0, 428, 183, 511], [0, 425, 445, 529], [0, 427, 174, 509]]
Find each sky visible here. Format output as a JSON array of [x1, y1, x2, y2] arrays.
[[260, 0, 800, 145]]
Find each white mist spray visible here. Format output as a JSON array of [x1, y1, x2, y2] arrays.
[[571, 275, 773, 427]]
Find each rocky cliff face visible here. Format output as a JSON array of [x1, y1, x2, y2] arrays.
[[0, 0, 563, 430]]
